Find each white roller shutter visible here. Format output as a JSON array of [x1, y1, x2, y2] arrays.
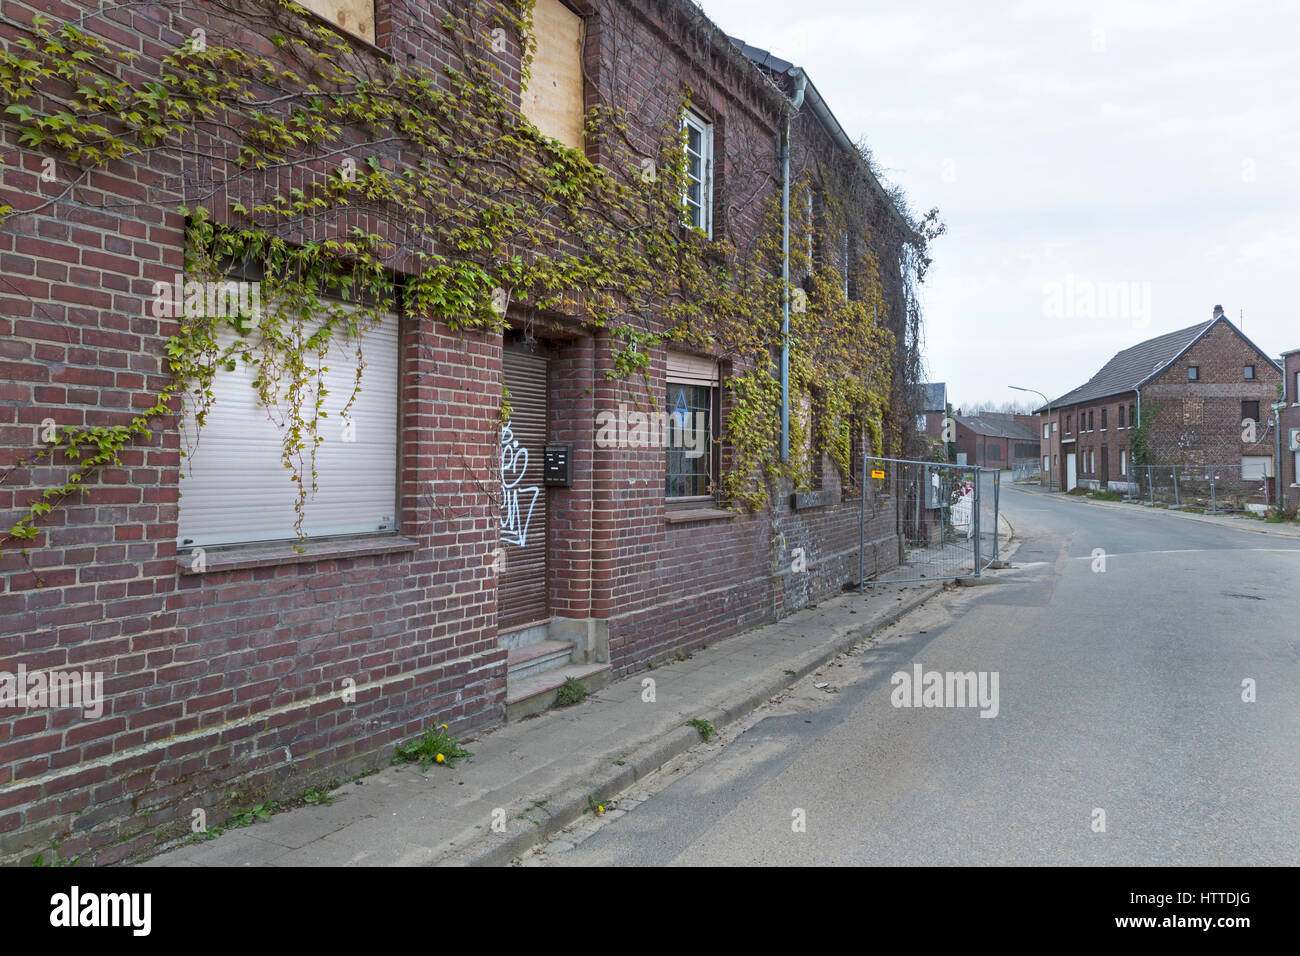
[[177, 308, 399, 548]]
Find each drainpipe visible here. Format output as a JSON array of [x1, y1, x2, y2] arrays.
[[780, 69, 807, 462]]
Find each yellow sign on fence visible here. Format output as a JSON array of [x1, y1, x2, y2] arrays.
[[871, 469, 886, 479]]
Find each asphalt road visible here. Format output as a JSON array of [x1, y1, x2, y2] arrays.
[[532, 487, 1300, 865]]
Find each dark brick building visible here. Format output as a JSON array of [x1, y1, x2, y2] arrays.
[[1278, 348, 1300, 512], [1037, 307, 1281, 494], [952, 412, 1039, 469], [0, 0, 917, 863]]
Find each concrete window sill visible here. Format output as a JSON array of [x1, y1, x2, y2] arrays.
[[177, 535, 417, 575], [665, 507, 735, 525]]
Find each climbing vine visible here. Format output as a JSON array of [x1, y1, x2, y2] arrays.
[[0, 0, 941, 547]]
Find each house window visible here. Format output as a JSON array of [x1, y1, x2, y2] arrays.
[[1043, 455, 1049, 472], [666, 351, 719, 499], [521, 0, 586, 150], [1294, 371, 1300, 404], [178, 304, 399, 548], [1118, 405, 1125, 428], [681, 109, 714, 237], [1065, 415, 1071, 434], [1042, 423, 1049, 439], [1188, 365, 1199, 381], [1242, 400, 1261, 427], [916, 414, 927, 431], [1088, 410, 1094, 431], [296, 0, 376, 42], [1244, 364, 1255, 380], [1101, 408, 1107, 430], [1052, 421, 1058, 432], [1129, 403, 1136, 427]]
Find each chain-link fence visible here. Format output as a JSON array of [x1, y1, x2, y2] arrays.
[[859, 456, 999, 585], [1127, 463, 1272, 513]]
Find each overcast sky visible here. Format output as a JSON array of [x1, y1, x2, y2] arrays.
[[699, 0, 1300, 409]]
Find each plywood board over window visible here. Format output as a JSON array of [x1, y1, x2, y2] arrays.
[[298, 0, 376, 43], [522, 0, 585, 150]]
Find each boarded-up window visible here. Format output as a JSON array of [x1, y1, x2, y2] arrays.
[[296, 0, 376, 43], [1183, 397, 1204, 425], [522, 0, 585, 149]]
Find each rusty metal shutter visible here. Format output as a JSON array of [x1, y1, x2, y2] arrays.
[[499, 349, 549, 629]]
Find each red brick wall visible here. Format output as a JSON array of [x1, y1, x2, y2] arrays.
[[1142, 321, 1281, 469], [1277, 352, 1300, 510], [0, 0, 906, 864]]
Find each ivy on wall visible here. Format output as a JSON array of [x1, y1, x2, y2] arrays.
[[0, 0, 941, 548]]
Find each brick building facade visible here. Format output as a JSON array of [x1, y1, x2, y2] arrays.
[[951, 412, 1039, 469], [1037, 308, 1281, 494], [1278, 348, 1300, 512], [0, 0, 915, 864]]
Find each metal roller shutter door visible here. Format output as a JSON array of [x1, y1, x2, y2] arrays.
[[499, 349, 549, 629]]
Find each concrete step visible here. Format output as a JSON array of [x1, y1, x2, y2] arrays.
[[506, 640, 575, 682], [505, 663, 613, 721]]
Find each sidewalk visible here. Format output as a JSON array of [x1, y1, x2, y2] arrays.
[[1009, 481, 1300, 539], [143, 572, 952, 867]]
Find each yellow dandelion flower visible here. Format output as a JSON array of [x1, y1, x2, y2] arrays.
[[436, 753, 445, 764]]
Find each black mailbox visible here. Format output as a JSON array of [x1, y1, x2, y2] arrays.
[[543, 443, 573, 486]]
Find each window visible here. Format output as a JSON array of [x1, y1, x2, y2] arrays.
[[916, 414, 927, 431], [1052, 421, 1058, 432], [681, 109, 714, 237], [1065, 414, 1071, 434], [1118, 405, 1125, 428], [178, 304, 399, 548], [521, 0, 586, 150], [296, 0, 376, 42], [1295, 371, 1300, 404], [1043, 455, 1049, 472], [1120, 449, 1127, 476], [1188, 365, 1199, 381], [666, 352, 719, 499], [1088, 410, 1094, 431], [1129, 403, 1136, 427], [1101, 408, 1107, 430], [1042, 423, 1049, 439], [1244, 364, 1255, 381], [1242, 400, 1261, 427]]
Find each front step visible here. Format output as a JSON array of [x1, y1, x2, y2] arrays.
[[506, 663, 613, 721], [506, 639, 576, 681]]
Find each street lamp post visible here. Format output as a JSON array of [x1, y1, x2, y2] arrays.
[[1010, 385, 1054, 490]]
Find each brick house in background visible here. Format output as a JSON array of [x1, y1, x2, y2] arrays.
[[911, 382, 947, 453], [952, 412, 1039, 469], [0, 0, 917, 863], [1037, 307, 1281, 494], [1278, 348, 1300, 511]]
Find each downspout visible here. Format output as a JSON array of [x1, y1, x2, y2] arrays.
[[1134, 388, 1142, 492], [780, 69, 807, 462]]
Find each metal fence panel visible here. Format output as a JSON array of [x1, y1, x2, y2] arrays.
[[1128, 463, 1271, 513], [859, 456, 998, 585]]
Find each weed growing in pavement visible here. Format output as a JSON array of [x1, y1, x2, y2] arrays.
[[393, 725, 471, 770], [687, 718, 716, 742], [555, 677, 588, 707]]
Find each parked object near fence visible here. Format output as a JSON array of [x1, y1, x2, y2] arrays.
[[859, 457, 999, 584]]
